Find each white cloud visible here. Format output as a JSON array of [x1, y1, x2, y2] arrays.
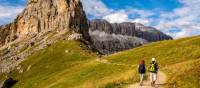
[[132, 18, 150, 25], [156, 0, 200, 38], [102, 11, 129, 23], [126, 9, 155, 18], [102, 10, 151, 25], [0, 6, 23, 18], [0, 5, 24, 25], [166, 30, 190, 39], [81, 0, 153, 25], [101, 7, 154, 25], [80, 0, 113, 18]]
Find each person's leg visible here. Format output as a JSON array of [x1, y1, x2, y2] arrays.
[[153, 73, 157, 84], [140, 74, 144, 86], [140, 74, 142, 84], [150, 73, 153, 86]]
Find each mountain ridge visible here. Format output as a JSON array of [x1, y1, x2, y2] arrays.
[[88, 19, 172, 54], [89, 19, 172, 42]]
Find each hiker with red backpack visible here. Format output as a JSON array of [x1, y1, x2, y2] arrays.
[[149, 58, 159, 86], [138, 60, 146, 86]]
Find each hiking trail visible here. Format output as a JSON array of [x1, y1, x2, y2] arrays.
[[128, 71, 166, 88], [96, 59, 167, 88]]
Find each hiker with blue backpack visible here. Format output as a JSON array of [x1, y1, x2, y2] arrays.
[[149, 58, 159, 86], [138, 60, 146, 86]]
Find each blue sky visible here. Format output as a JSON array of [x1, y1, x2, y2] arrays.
[[1, 0, 200, 38], [0, 0, 25, 24], [102, 0, 182, 11], [0, 0, 26, 6]]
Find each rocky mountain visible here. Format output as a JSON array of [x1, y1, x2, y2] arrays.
[[0, 0, 172, 72], [89, 19, 172, 42], [89, 30, 148, 54], [88, 19, 172, 54], [0, 0, 89, 47], [0, 0, 90, 72]]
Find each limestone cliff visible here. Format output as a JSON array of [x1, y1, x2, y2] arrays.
[[88, 19, 173, 54], [89, 19, 172, 42], [0, 0, 90, 72], [0, 0, 89, 47]]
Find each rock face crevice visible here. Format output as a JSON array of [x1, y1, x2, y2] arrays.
[[0, 0, 90, 47]]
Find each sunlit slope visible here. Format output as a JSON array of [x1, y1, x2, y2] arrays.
[[2, 36, 200, 88], [6, 41, 135, 88], [104, 36, 200, 88]]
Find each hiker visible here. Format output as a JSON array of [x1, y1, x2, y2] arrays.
[[149, 58, 158, 86], [138, 60, 146, 86]]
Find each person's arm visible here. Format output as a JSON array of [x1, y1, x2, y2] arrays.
[[148, 63, 151, 72], [156, 63, 159, 71]]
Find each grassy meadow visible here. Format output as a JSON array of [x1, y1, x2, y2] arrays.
[[0, 36, 200, 88]]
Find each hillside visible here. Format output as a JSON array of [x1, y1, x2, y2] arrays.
[[1, 36, 200, 88], [0, 40, 135, 88], [104, 36, 200, 88]]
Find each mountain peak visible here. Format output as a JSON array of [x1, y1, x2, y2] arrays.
[[0, 0, 89, 46]]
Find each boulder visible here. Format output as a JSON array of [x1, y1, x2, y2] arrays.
[[1, 78, 18, 88]]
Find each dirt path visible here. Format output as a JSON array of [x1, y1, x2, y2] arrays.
[[128, 71, 167, 88], [96, 59, 167, 88], [96, 59, 134, 67]]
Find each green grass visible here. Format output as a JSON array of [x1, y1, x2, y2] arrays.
[[103, 36, 200, 87], [3, 40, 136, 88], [0, 73, 6, 82], [1, 36, 200, 88], [164, 59, 200, 88], [19, 44, 29, 53]]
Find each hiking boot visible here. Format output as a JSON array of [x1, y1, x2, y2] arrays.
[[151, 82, 153, 87], [151, 82, 156, 87], [153, 81, 156, 85], [140, 83, 143, 86]]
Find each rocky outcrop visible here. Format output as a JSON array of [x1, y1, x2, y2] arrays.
[[0, 78, 18, 88], [89, 19, 172, 54], [0, 0, 90, 72], [0, 0, 90, 47], [0, 24, 18, 47]]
